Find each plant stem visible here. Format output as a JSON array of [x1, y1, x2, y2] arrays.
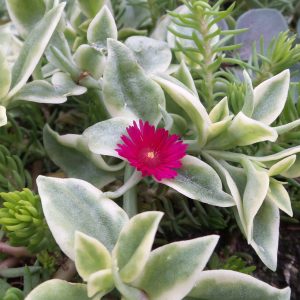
[[123, 165, 138, 218]]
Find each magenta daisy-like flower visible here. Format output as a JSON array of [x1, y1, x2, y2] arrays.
[[116, 120, 187, 181]]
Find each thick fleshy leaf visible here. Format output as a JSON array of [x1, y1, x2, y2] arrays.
[[241, 70, 254, 117], [43, 125, 117, 189], [188, 270, 290, 300], [87, 6, 117, 49], [75, 231, 111, 281], [77, 0, 106, 17], [268, 180, 293, 217], [103, 39, 165, 124], [0, 49, 11, 99], [209, 97, 229, 122], [162, 156, 234, 207], [207, 116, 233, 141], [73, 45, 106, 80], [268, 155, 296, 177], [250, 198, 279, 271], [0, 106, 7, 127], [152, 74, 211, 145], [205, 112, 278, 150], [242, 159, 269, 242], [125, 36, 172, 74], [83, 117, 132, 157], [252, 70, 290, 125], [173, 61, 198, 96], [51, 72, 87, 96], [114, 211, 163, 283], [282, 154, 300, 178], [36, 176, 129, 260], [132, 235, 219, 300], [9, 3, 65, 98], [12, 80, 67, 103], [235, 9, 288, 60], [87, 269, 114, 298], [26, 280, 89, 300], [5, 0, 46, 37]]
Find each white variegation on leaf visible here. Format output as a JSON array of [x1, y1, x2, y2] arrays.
[[87, 6, 117, 49], [241, 70, 254, 117], [7, 3, 65, 100], [152, 74, 211, 145], [250, 198, 280, 271], [25, 279, 90, 300], [74, 231, 111, 281], [103, 39, 165, 124], [0, 106, 7, 127], [207, 115, 233, 141], [205, 112, 278, 150], [187, 270, 291, 300], [43, 125, 120, 189], [173, 61, 198, 96], [268, 155, 296, 177], [252, 70, 290, 125], [241, 159, 269, 242], [87, 269, 114, 298], [125, 36, 172, 74], [209, 97, 229, 122], [0, 49, 11, 100], [37, 176, 129, 260], [282, 154, 300, 178], [73, 45, 106, 80], [131, 235, 219, 300], [51, 72, 87, 96], [11, 80, 67, 103], [113, 211, 163, 283], [268, 179, 293, 217], [83, 117, 132, 157], [162, 156, 234, 207]]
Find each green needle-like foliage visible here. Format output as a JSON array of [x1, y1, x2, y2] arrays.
[[0, 145, 32, 192], [0, 189, 55, 253]]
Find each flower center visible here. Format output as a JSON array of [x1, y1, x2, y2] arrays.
[[147, 151, 155, 159]]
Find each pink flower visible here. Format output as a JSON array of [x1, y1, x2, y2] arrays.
[[116, 120, 187, 181]]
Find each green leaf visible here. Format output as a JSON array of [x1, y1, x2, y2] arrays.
[[250, 198, 279, 271], [188, 270, 290, 300], [152, 74, 211, 145], [87, 6, 117, 49], [205, 112, 278, 150], [87, 269, 114, 298], [103, 39, 165, 124], [43, 125, 117, 189], [8, 3, 65, 98], [75, 231, 111, 281], [268, 179, 293, 217], [162, 156, 234, 207], [268, 155, 296, 177], [209, 97, 229, 123], [73, 45, 106, 80], [207, 116, 233, 141], [173, 61, 198, 96], [51, 72, 87, 96], [83, 117, 132, 157], [5, 0, 46, 37], [26, 279, 90, 300], [282, 154, 300, 178], [125, 36, 172, 74], [114, 211, 163, 283], [12, 80, 67, 103], [241, 70, 254, 117], [132, 235, 219, 300], [0, 106, 7, 127], [252, 70, 290, 125], [36, 176, 129, 260], [77, 0, 106, 17], [0, 49, 11, 99], [241, 159, 269, 242]]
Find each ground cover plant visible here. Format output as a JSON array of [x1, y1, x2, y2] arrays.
[[0, 0, 299, 299]]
